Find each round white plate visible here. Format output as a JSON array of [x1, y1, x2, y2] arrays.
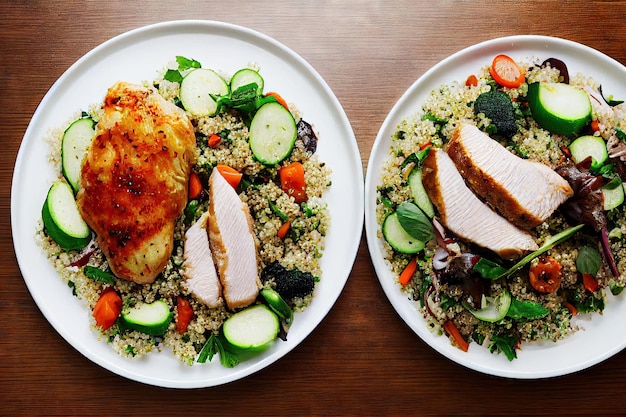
[[12, 20, 363, 388], [365, 35, 626, 379]]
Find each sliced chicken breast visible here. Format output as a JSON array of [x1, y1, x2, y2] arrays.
[[183, 211, 222, 308], [208, 169, 261, 310], [447, 123, 573, 229], [422, 148, 538, 259]]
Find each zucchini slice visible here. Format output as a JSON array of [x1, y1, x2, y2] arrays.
[[527, 82, 591, 136], [467, 290, 512, 323], [121, 300, 173, 336], [602, 176, 625, 211], [61, 117, 95, 194], [408, 167, 435, 218], [179, 68, 229, 117], [382, 211, 426, 254], [568, 135, 608, 169], [42, 180, 91, 250], [249, 102, 297, 165], [230, 68, 264, 96], [222, 304, 279, 352]]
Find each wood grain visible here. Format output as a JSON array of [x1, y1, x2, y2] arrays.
[[2, 1, 625, 415]]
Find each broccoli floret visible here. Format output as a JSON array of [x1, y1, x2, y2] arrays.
[[473, 90, 518, 138], [261, 261, 315, 300]]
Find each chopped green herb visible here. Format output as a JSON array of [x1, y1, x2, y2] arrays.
[[489, 332, 518, 361], [396, 201, 434, 242], [506, 299, 549, 320], [163, 69, 183, 84], [576, 245, 602, 275], [83, 265, 116, 285], [176, 55, 202, 71], [473, 257, 507, 280], [197, 334, 240, 367]]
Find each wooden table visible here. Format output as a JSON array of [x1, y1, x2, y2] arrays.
[[2, 1, 625, 415]]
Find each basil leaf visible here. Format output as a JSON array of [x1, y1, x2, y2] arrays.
[[396, 201, 434, 242], [576, 245, 602, 275], [506, 298, 549, 320], [83, 265, 116, 285], [176, 55, 201, 71], [474, 257, 507, 280], [163, 69, 183, 83]]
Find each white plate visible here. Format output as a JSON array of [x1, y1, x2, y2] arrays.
[[365, 35, 626, 378], [12, 20, 363, 388]]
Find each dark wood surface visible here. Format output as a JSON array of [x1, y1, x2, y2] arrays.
[[2, 1, 626, 415]]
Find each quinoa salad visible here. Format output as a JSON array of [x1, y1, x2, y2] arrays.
[[37, 56, 332, 366], [376, 54, 626, 360]]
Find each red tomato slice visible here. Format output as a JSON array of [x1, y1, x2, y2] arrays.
[[490, 54, 525, 88]]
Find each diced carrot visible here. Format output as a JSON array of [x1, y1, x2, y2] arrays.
[[563, 301, 578, 316], [215, 164, 243, 189], [265, 91, 289, 110], [188, 172, 203, 199], [590, 119, 600, 132], [419, 141, 433, 151], [277, 221, 291, 239], [582, 273, 599, 293], [443, 320, 469, 352], [279, 161, 307, 203], [465, 74, 478, 87], [399, 257, 417, 285], [176, 296, 194, 334], [208, 133, 222, 148], [93, 288, 122, 331]]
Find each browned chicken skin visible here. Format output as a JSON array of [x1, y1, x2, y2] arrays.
[[76, 82, 196, 284]]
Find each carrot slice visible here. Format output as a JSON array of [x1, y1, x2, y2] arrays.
[[93, 288, 122, 331], [215, 164, 242, 189], [399, 257, 417, 285], [490, 54, 525, 88], [176, 296, 194, 334], [563, 301, 578, 316], [443, 320, 469, 352], [265, 92, 289, 110], [188, 172, 203, 199], [465, 74, 478, 87], [208, 133, 222, 148], [279, 161, 307, 203], [277, 221, 291, 239], [582, 273, 599, 293]]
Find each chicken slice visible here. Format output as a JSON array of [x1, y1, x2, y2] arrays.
[[447, 123, 573, 229], [422, 148, 538, 259], [208, 169, 261, 310], [77, 82, 196, 284], [183, 211, 222, 308]]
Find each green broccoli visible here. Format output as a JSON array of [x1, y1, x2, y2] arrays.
[[473, 90, 518, 138], [261, 261, 315, 300]]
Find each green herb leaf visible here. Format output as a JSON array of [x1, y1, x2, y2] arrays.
[[506, 298, 549, 320], [576, 245, 602, 275], [396, 201, 434, 242], [163, 69, 183, 83], [474, 257, 507, 280], [83, 265, 116, 285], [616, 127, 626, 142], [489, 333, 518, 361], [176, 55, 201, 71]]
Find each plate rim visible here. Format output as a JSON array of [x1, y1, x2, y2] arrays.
[[365, 34, 626, 379], [11, 19, 364, 388]]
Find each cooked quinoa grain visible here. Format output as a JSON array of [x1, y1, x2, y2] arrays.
[[376, 56, 626, 360], [37, 61, 331, 365]]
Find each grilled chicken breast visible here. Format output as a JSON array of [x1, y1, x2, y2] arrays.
[[77, 82, 196, 284], [447, 123, 573, 229], [183, 211, 222, 308], [208, 169, 261, 310], [422, 148, 538, 259]]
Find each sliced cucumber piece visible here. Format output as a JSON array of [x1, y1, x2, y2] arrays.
[[230, 68, 264, 96], [602, 176, 625, 211], [569, 135, 608, 169], [42, 180, 91, 250], [382, 211, 426, 254], [527, 82, 591, 136], [467, 290, 512, 323], [61, 117, 95, 193], [179, 68, 229, 117], [222, 304, 279, 352], [121, 300, 173, 336], [408, 168, 435, 218], [249, 102, 297, 165]]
